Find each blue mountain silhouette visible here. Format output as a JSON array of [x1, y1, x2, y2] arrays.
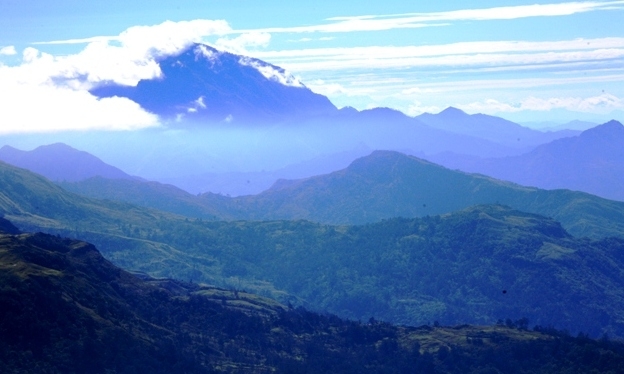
[[91, 44, 336, 124]]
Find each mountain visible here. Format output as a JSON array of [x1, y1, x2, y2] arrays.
[[0, 159, 215, 283], [59, 150, 624, 239], [59, 176, 230, 220], [197, 150, 624, 239], [91, 43, 337, 124], [4, 220, 624, 373], [0, 143, 135, 182], [149, 205, 624, 337], [0, 159, 175, 232], [416, 107, 579, 148], [6, 161, 624, 336], [80, 45, 573, 182], [324, 106, 522, 158], [430, 120, 624, 201]]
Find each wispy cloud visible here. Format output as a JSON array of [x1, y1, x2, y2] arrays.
[[237, 1, 624, 34], [287, 37, 336, 43], [37, 1, 623, 46], [407, 101, 443, 116], [214, 31, 271, 54], [35, 19, 231, 46], [306, 79, 349, 95], [399, 74, 624, 94], [251, 38, 624, 72], [458, 93, 624, 114]]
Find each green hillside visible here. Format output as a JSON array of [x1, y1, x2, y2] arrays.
[[4, 161, 624, 337], [0, 161, 176, 231], [224, 151, 624, 239], [0, 161, 215, 283], [59, 176, 229, 220], [116, 205, 624, 337], [2, 222, 624, 373], [61, 151, 624, 239]]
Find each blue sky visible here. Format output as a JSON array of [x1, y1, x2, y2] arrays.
[[1, 0, 624, 133]]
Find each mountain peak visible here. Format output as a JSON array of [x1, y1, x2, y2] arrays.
[[91, 43, 337, 124], [349, 150, 436, 171], [0, 143, 133, 182], [438, 106, 468, 117], [580, 119, 624, 139], [586, 119, 623, 131]]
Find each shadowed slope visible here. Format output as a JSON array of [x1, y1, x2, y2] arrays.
[[6, 223, 624, 373]]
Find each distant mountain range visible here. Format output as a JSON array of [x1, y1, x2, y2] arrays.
[[415, 107, 580, 148], [3, 137, 623, 239], [0, 143, 135, 182], [430, 120, 624, 201]]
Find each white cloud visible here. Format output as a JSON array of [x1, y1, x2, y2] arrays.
[[401, 87, 438, 95], [0, 80, 159, 134], [0, 46, 17, 56], [195, 96, 206, 109], [238, 1, 624, 34], [306, 79, 348, 95], [29, 20, 232, 88], [187, 96, 207, 113], [238, 57, 303, 87], [408, 74, 624, 93], [215, 31, 271, 54], [257, 37, 624, 59], [38, 19, 231, 47], [252, 38, 624, 72], [407, 102, 442, 116], [0, 20, 233, 134], [458, 94, 624, 114]]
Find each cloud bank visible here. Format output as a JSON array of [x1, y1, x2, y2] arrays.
[[1, 20, 233, 134]]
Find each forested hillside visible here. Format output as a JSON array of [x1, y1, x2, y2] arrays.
[[2, 220, 624, 373]]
